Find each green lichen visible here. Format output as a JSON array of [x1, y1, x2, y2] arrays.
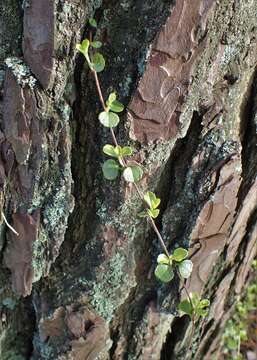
[[90, 252, 134, 321], [32, 227, 48, 282], [43, 183, 71, 236], [2, 297, 17, 310], [5, 57, 37, 88]]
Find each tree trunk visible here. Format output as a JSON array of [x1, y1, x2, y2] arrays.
[[0, 0, 256, 359]]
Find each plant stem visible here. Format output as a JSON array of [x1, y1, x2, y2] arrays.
[[91, 65, 170, 258], [92, 70, 107, 112], [177, 270, 195, 356], [149, 216, 170, 257]]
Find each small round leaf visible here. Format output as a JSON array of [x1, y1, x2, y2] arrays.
[[102, 159, 120, 180], [147, 208, 160, 218], [178, 300, 193, 316], [76, 39, 90, 57], [172, 248, 188, 262], [199, 299, 210, 308], [123, 165, 143, 183], [108, 92, 116, 103], [89, 18, 97, 28], [144, 191, 160, 210], [195, 308, 208, 317], [92, 53, 105, 72], [103, 144, 118, 157], [155, 264, 174, 283], [120, 146, 133, 157], [157, 254, 170, 265], [178, 259, 193, 279], [99, 111, 120, 128], [191, 292, 200, 307], [91, 41, 102, 48], [109, 100, 124, 113]]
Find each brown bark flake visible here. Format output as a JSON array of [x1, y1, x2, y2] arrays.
[[129, 0, 215, 143]]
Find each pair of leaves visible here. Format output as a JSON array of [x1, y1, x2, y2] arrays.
[[155, 248, 193, 283], [138, 192, 161, 219], [172, 248, 193, 279], [76, 38, 105, 73], [103, 144, 133, 159], [178, 293, 210, 318], [99, 93, 125, 128], [106, 92, 124, 113], [102, 161, 143, 182], [76, 39, 90, 60]]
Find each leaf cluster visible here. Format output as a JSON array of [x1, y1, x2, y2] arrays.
[[75, 20, 210, 331], [99, 92, 124, 128], [178, 293, 210, 318], [138, 191, 161, 219], [102, 138, 143, 183], [76, 19, 105, 73], [155, 248, 193, 283]]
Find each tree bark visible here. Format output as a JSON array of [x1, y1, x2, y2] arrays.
[[0, 0, 256, 359]]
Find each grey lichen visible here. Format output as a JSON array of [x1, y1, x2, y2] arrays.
[[31, 227, 48, 283], [5, 57, 37, 88], [90, 252, 135, 322]]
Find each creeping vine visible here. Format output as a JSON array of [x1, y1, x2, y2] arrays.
[[76, 18, 210, 355]]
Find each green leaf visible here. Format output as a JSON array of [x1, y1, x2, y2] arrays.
[[190, 293, 200, 308], [103, 144, 119, 158], [178, 259, 193, 279], [89, 18, 97, 28], [123, 165, 143, 183], [91, 53, 105, 72], [108, 92, 117, 103], [178, 299, 193, 316], [99, 111, 120, 128], [76, 39, 90, 57], [144, 191, 161, 210], [195, 308, 208, 317], [120, 146, 133, 157], [109, 100, 124, 113], [155, 264, 174, 283], [157, 254, 170, 265], [138, 210, 148, 218], [102, 159, 120, 180], [227, 338, 238, 350], [147, 208, 160, 218], [172, 248, 188, 262], [199, 299, 210, 308], [91, 40, 102, 48]]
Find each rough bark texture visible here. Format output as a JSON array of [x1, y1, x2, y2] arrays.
[[0, 0, 256, 359]]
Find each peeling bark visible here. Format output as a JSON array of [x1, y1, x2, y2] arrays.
[[0, 0, 256, 359]]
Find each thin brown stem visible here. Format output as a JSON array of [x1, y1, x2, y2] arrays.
[[110, 127, 119, 147], [133, 184, 170, 257], [187, 316, 195, 358], [91, 60, 170, 259], [177, 270, 195, 357], [149, 217, 170, 257], [92, 70, 107, 111]]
